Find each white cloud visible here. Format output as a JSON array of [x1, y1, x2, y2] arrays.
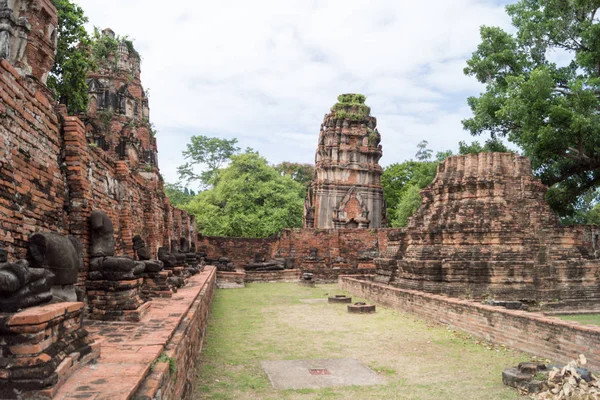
[[74, 0, 514, 185]]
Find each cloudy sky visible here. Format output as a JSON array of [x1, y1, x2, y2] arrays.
[[74, 0, 514, 186]]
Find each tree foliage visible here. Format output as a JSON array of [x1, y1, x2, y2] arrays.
[[458, 138, 512, 155], [48, 0, 93, 114], [464, 0, 600, 216], [274, 162, 314, 187], [164, 182, 196, 208], [177, 136, 241, 187], [382, 161, 438, 227], [415, 140, 434, 161], [185, 152, 305, 238]]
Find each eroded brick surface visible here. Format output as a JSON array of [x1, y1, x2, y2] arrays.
[[303, 95, 386, 229], [0, 302, 100, 399], [374, 153, 600, 304], [0, 23, 197, 286]]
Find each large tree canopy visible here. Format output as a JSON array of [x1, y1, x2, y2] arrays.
[[274, 162, 314, 187], [464, 0, 600, 216], [177, 136, 240, 188], [185, 152, 305, 238]]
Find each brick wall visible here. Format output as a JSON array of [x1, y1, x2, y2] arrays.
[[0, 60, 68, 259], [0, 62, 197, 285], [135, 267, 217, 400], [198, 235, 278, 267], [58, 108, 197, 283], [199, 228, 395, 281], [340, 276, 600, 371]]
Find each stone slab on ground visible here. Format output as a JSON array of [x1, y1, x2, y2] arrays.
[[52, 267, 216, 400], [261, 358, 385, 390], [299, 298, 328, 304]]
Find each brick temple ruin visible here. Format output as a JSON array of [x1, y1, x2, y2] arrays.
[[0, 1, 213, 398], [2, 0, 600, 398], [207, 153, 600, 309], [303, 94, 386, 229]]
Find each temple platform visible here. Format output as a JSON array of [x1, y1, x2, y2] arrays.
[[53, 266, 216, 400]]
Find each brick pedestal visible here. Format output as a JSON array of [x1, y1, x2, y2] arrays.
[[0, 302, 100, 399], [141, 270, 175, 300], [87, 279, 150, 321]]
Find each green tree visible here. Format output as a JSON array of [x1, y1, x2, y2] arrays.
[[185, 152, 305, 238], [559, 189, 600, 224], [164, 182, 196, 208], [48, 0, 93, 114], [415, 140, 433, 161], [382, 158, 440, 227], [458, 139, 512, 155], [382, 161, 438, 213], [394, 184, 423, 227], [274, 162, 314, 186], [464, 0, 600, 216], [177, 136, 240, 188], [587, 203, 600, 225]]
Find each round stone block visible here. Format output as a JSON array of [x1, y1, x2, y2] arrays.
[[328, 295, 352, 304], [347, 302, 376, 314]]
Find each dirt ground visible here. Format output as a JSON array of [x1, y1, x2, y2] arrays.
[[194, 283, 529, 400]]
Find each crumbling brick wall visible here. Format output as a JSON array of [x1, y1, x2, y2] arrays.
[[58, 109, 197, 284], [0, 60, 68, 258], [199, 228, 391, 279], [198, 235, 279, 267], [0, 3, 197, 287]]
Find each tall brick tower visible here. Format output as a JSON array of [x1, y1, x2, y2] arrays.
[[84, 28, 156, 169], [304, 94, 386, 229]]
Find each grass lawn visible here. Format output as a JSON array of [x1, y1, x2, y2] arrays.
[[194, 283, 529, 400], [558, 314, 600, 326]]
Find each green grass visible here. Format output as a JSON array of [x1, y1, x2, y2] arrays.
[[557, 314, 600, 326], [195, 283, 528, 399]]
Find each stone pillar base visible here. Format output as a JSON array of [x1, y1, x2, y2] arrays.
[[141, 270, 174, 300], [0, 302, 100, 400], [87, 278, 150, 322]]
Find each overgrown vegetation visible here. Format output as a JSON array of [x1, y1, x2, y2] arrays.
[[332, 93, 371, 120], [48, 1, 141, 114], [151, 352, 177, 378], [48, 0, 93, 114], [91, 28, 140, 69]]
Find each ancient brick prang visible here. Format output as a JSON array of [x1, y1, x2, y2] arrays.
[[375, 152, 600, 306], [1, 3, 197, 283], [304, 94, 387, 229], [0, 0, 58, 84], [84, 28, 156, 172]]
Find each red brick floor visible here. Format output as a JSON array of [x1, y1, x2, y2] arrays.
[[53, 267, 216, 400]]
